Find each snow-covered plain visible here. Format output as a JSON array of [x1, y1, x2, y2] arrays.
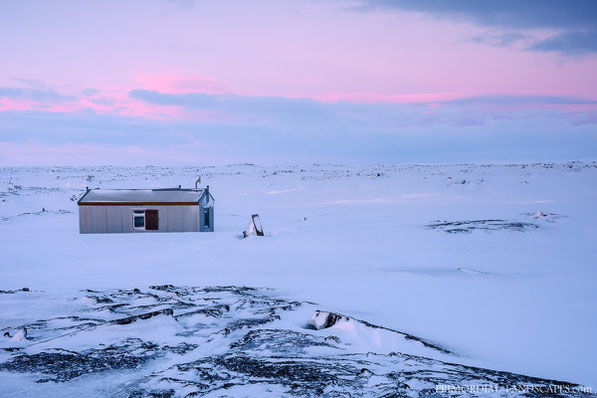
[[0, 162, 596, 396]]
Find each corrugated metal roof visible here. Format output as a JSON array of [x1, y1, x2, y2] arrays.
[[79, 188, 205, 204]]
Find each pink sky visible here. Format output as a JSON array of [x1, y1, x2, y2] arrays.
[[0, 0, 596, 164], [2, 1, 596, 108]]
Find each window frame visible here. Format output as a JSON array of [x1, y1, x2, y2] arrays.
[[131, 209, 146, 231], [203, 207, 211, 230]]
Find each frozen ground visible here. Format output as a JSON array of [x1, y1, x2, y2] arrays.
[[0, 162, 596, 396]]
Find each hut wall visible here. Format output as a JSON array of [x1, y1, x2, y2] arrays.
[[79, 205, 200, 233]]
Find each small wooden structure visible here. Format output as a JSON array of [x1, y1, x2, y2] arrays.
[[77, 186, 214, 233], [243, 214, 264, 238]]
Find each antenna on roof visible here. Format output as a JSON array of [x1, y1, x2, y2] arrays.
[[195, 177, 201, 189]]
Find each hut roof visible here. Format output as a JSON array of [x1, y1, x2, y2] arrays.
[[78, 188, 206, 205]]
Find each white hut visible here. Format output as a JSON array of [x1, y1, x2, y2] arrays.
[[77, 186, 214, 233]]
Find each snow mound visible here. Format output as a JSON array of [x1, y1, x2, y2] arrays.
[[307, 310, 452, 356]]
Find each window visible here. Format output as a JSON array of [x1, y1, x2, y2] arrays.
[[132, 209, 159, 231], [133, 210, 145, 230], [204, 208, 210, 230]]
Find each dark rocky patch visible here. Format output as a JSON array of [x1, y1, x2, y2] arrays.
[[147, 354, 363, 397], [174, 304, 230, 319], [524, 212, 565, 222], [428, 219, 539, 233], [0, 338, 162, 382], [110, 308, 174, 325], [229, 329, 338, 354], [225, 315, 281, 332], [0, 287, 30, 294]]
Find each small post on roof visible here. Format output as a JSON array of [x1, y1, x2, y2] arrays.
[[195, 177, 201, 189], [206, 185, 210, 203]]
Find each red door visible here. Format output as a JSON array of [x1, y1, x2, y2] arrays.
[[145, 210, 159, 230]]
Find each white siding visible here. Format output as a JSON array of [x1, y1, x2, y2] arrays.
[[106, 207, 123, 233], [79, 205, 201, 233]]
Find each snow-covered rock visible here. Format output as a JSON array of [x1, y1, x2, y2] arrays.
[[308, 310, 346, 330], [9, 328, 27, 342]]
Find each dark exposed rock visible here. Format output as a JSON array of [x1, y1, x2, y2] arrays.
[[110, 308, 174, 325], [229, 329, 338, 354], [226, 315, 281, 332], [0, 338, 162, 382], [162, 342, 198, 355], [0, 287, 30, 294], [149, 284, 176, 292], [150, 353, 363, 396], [174, 304, 230, 319], [90, 296, 113, 304], [199, 285, 258, 295], [129, 389, 175, 398], [427, 219, 539, 233]]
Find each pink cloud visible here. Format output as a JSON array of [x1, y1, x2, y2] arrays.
[[0, 98, 38, 112], [0, 85, 185, 119], [2, 73, 596, 124]]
